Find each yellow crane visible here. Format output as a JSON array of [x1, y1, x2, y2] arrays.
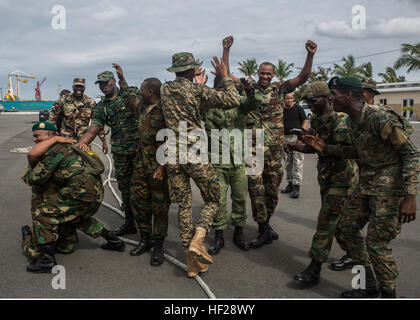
[[7, 70, 35, 100]]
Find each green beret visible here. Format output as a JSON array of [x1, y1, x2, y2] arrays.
[[32, 121, 57, 132], [302, 82, 329, 100], [95, 71, 115, 84], [328, 76, 363, 89]]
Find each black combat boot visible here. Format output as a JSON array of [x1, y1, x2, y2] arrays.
[[21, 225, 32, 242], [27, 244, 56, 273], [250, 222, 273, 249], [266, 216, 279, 241], [281, 182, 293, 194], [290, 185, 300, 199], [329, 254, 355, 271], [294, 260, 322, 285], [130, 231, 153, 256], [151, 238, 165, 267], [208, 230, 224, 255], [100, 228, 125, 252], [381, 287, 397, 298], [341, 265, 380, 298], [233, 227, 250, 251], [113, 207, 137, 236]]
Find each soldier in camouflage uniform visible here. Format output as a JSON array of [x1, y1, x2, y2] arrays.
[[304, 76, 420, 298], [205, 36, 259, 255], [79, 71, 140, 236], [362, 79, 381, 105], [112, 63, 170, 266], [246, 40, 318, 249], [49, 78, 108, 149], [21, 121, 124, 273], [285, 82, 358, 286], [161, 52, 240, 277]]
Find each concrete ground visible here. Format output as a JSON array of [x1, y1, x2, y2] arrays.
[[1, 113, 419, 298]]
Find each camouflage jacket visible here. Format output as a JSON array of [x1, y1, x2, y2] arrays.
[[325, 104, 420, 196], [119, 79, 166, 172], [49, 94, 96, 141], [204, 89, 260, 167], [310, 107, 358, 196], [90, 90, 139, 155], [245, 81, 292, 146], [161, 76, 240, 160], [21, 143, 104, 201]]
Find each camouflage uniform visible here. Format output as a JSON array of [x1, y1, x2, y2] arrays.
[[90, 86, 139, 220], [204, 90, 258, 230], [283, 135, 304, 186], [21, 143, 105, 260], [119, 79, 170, 240], [246, 81, 292, 223], [161, 74, 240, 249], [308, 107, 358, 263], [325, 104, 420, 290]]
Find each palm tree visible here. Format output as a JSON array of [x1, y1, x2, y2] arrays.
[[394, 43, 420, 73], [378, 67, 407, 83], [360, 62, 373, 80], [238, 59, 258, 79], [274, 59, 294, 82], [311, 66, 333, 82], [333, 55, 363, 77]]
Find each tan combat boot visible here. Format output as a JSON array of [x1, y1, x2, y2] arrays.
[[188, 227, 213, 265], [186, 251, 208, 278]]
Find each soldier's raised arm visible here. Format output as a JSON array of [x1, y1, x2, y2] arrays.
[[287, 40, 317, 91], [49, 98, 63, 127]]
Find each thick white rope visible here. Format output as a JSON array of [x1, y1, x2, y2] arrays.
[[92, 143, 216, 299]]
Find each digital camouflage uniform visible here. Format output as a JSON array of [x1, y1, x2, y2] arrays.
[[49, 93, 97, 141], [21, 143, 105, 261], [161, 75, 240, 249], [204, 89, 259, 230], [246, 81, 292, 223], [283, 135, 305, 186], [90, 87, 139, 219], [119, 79, 170, 240], [325, 104, 420, 290], [308, 107, 358, 263]]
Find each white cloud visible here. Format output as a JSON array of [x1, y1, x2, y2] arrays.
[[90, 6, 127, 21]]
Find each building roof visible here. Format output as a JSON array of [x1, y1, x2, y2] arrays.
[[377, 81, 420, 93]]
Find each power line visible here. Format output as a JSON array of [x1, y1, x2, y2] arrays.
[[314, 48, 402, 66]]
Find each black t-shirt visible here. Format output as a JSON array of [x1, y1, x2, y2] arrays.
[[283, 103, 307, 135]]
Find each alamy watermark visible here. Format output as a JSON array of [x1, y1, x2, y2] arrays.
[[51, 5, 66, 30], [352, 5, 366, 30], [51, 265, 66, 290], [351, 265, 366, 290]]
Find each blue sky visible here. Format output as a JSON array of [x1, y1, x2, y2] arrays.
[[0, 0, 419, 100]]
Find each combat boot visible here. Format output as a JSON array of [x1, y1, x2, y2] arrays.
[[381, 287, 397, 298], [208, 230, 224, 255], [113, 219, 137, 236], [26, 244, 56, 273], [294, 260, 321, 285], [290, 185, 300, 199], [186, 251, 208, 278], [233, 227, 250, 251], [266, 216, 279, 241], [329, 254, 355, 271], [341, 265, 380, 298], [21, 225, 31, 242], [281, 182, 293, 194], [250, 222, 273, 249], [188, 227, 213, 264], [100, 228, 125, 252], [130, 231, 153, 256], [151, 238, 165, 267]]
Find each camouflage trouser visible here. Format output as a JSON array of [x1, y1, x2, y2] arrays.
[[166, 163, 220, 249], [130, 155, 170, 240], [212, 164, 247, 230], [22, 175, 105, 261], [283, 135, 304, 186], [248, 144, 283, 223], [113, 152, 137, 220], [309, 192, 349, 263], [338, 191, 402, 289]]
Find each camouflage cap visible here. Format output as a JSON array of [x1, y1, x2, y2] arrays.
[[167, 52, 203, 73], [302, 82, 329, 100], [328, 76, 363, 89], [95, 71, 115, 84], [32, 121, 57, 132], [362, 79, 380, 95], [73, 77, 86, 87]]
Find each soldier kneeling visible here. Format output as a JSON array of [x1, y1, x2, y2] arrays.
[[21, 121, 124, 273]]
